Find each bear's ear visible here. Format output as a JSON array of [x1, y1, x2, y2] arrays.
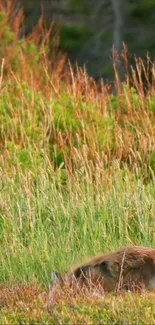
[[51, 271, 63, 284]]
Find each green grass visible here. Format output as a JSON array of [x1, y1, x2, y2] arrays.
[[0, 3, 155, 323], [0, 164, 154, 286]]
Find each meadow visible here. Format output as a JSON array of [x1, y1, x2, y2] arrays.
[[0, 1, 155, 323]]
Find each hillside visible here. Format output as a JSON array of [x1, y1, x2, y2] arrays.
[[0, 2, 155, 323]]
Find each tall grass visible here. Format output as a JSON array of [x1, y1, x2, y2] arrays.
[[0, 0, 154, 288], [0, 164, 154, 286]]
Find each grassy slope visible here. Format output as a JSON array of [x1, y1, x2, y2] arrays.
[[0, 1, 155, 323]]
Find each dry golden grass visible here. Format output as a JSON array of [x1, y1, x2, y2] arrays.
[[1, 283, 155, 324]]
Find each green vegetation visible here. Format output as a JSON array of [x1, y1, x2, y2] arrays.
[[0, 2, 155, 323], [1, 284, 155, 324], [60, 25, 92, 53], [69, 0, 90, 14]]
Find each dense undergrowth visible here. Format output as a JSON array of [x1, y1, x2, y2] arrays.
[[1, 283, 155, 324], [0, 1, 155, 323]]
